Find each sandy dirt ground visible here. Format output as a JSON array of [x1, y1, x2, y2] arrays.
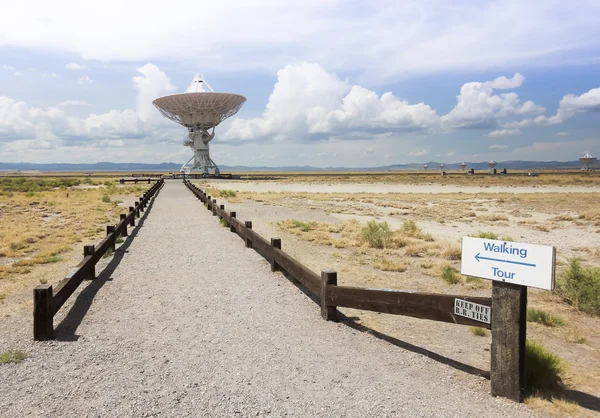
[[0, 181, 535, 417], [204, 179, 600, 416]]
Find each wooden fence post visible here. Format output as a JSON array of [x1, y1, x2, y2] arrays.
[[206, 196, 211, 210], [230, 212, 236, 233], [107, 225, 116, 251], [83, 245, 96, 279], [212, 199, 217, 216], [119, 214, 128, 236], [129, 207, 135, 226], [139, 198, 144, 212], [245, 221, 253, 248], [33, 285, 53, 341], [219, 204, 225, 219], [491, 281, 527, 402], [321, 270, 338, 321], [134, 201, 140, 217], [270, 238, 281, 272]]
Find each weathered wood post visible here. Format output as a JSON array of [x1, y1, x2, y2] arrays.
[[106, 225, 116, 252], [206, 196, 211, 210], [270, 238, 281, 272], [139, 198, 144, 212], [212, 199, 217, 216], [119, 214, 128, 236], [230, 212, 236, 233], [491, 281, 527, 402], [134, 201, 140, 217], [83, 245, 96, 279], [33, 285, 53, 341], [321, 270, 338, 321], [219, 204, 225, 220], [129, 207, 135, 226], [245, 221, 253, 248]]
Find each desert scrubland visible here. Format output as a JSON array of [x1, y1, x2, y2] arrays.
[[204, 171, 600, 416], [0, 177, 151, 318]]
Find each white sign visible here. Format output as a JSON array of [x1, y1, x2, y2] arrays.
[[461, 237, 555, 290], [454, 299, 491, 324]]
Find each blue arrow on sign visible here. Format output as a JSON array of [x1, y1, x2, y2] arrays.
[[475, 253, 536, 267]]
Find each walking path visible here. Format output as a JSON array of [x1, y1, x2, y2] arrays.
[[0, 181, 533, 417]]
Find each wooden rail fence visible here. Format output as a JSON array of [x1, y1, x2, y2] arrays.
[[33, 179, 165, 341], [184, 179, 526, 402]]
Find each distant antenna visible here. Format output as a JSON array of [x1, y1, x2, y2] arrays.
[[423, 164, 428, 171], [439, 163, 444, 171], [460, 162, 467, 172], [579, 152, 597, 171], [488, 160, 497, 174]]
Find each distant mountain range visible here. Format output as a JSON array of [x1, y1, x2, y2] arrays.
[[0, 160, 592, 172]]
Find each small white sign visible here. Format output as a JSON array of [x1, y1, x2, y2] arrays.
[[461, 237, 555, 290], [454, 299, 491, 324]]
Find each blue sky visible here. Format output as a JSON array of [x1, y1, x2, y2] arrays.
[[1, 0, 599, 167]]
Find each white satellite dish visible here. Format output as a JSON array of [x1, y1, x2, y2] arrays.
[[460, 162, 467, 171], [153, 74, 246, 176], [488, 160, 497, 174], [423, 164, 428, 171], [579, 152, 597, 171]]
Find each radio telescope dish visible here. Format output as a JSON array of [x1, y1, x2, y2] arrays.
[[460, 162, 467, 171], [488, 160, 497, 174], [579, 152, 597, 171], [153, 74, 246, 176], [423, 164, 428, 171]]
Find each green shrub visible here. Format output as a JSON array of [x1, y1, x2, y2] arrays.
[[556, 258, 600, 315], [219, 218, 230, 228], [361, 221, 392, 249], [527, 308, 566, 327], [525, 340, 564, 394], [0, 349, 28, 365], [289, 219, 317, 232], [470, 326, 488, 337], [0, 178, 80, 192], [441, 266, 461, 284], [470, 231, 498, 240], [219, 189, 237, 197], [101, 195, 111, 203]]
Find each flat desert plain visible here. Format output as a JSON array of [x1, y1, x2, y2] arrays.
[[204, 171, 600, 416]]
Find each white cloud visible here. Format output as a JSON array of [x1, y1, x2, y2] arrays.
[[556, 132, 570, 136], [490, 144, 509, 149], [77, 75, 93, 84], [66, 62, 87, 70], [2, 65, 15, 70], [1, 1, 598, 81], [488, 128, 521, 137], [57, 100, 93, 107], [441, 73, 544, 129], [224, 62, 439, 142], [133, 63, 175, 121], [408, 149, 430, 157], [14, 72, 23, 76], [0, 64, 177, 146], [42, 73, 60, 78]]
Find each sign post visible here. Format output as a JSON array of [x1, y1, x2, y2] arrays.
[[461, 237, 555, 402]]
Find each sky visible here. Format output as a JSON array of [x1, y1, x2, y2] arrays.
[[1, 0, 599, 168]]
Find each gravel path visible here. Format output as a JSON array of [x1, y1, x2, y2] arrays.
[[0, 181, 535, 417]]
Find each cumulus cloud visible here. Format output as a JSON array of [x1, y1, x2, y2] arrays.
[[556, 132, 570, 136], [14, 72, 23, 76], [42, 73, 60, 78], [224, 62, 439, 142], [66, 62, 87, 70], [0, 64, 176, 146], [488, 128, 520, 137], [490, 144, 509, 149], [2, 65, 15, 70], [504, 87, 600, 128], [77, 75, 93, 84], [441, 73, 544, 129]]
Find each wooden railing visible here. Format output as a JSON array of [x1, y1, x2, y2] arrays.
[[184, 179, 527, 402], [33, 179, 165, 341]]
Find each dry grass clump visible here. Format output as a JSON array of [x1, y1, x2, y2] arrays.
[[478, 214, 509, 222], [527, 308, 566, 327], [525, 340, 565, 395], [0, 349, 28, 364], [373, 258, 407, 272], [470, 326, 488, 337], [440, 242, 462, 260], [439, 265, 462, 284]]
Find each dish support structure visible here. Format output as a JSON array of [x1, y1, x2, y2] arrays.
[[180, 126, 220, 176]]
